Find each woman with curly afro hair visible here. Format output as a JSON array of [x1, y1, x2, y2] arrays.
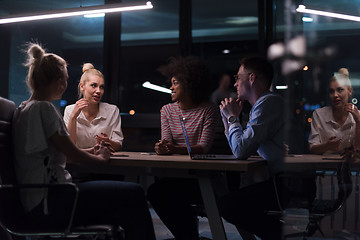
[[149, 56, 219, 240], [154, 56, 217, 155]]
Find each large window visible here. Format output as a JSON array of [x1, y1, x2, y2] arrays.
[[121, 0, 179, 45], [192, 0, 258, 43], [192, 0, 259, 103], [1, 0, 105, 107], [118, 0, 180, 115]]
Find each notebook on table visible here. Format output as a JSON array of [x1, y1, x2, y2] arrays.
[[179, 116, 235, 160]]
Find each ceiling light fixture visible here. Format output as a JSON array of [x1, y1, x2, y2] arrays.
[[0, 1, 153, 24], [142, 81, 171, 94], [222, 49, 230, 54], [84, 13, 105, 18], [275, 85, 288, 90], [296, 5, 360, 22]]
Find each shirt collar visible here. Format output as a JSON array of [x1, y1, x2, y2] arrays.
[[77, 102, 107, 124], [251, 90, 272, 110], [324, 107, 353, 127]]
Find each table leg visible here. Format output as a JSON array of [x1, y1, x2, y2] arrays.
[[198, 177, 227, 240]]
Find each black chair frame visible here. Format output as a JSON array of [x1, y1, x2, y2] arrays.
[[0, 97, 119, 240], [271, 161, 353, 239]]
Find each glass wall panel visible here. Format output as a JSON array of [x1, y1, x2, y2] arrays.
[[275, 0, 360, 237], [274, 0, 360, 153]]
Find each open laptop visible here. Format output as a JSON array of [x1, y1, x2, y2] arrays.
[[179, 116, 235, 160]]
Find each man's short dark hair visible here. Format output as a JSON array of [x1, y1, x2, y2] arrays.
[[240, 57, 274, 89]]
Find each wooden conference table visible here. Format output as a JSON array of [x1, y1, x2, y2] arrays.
[[69, 152, 348, 240], [284, 154, 344, 171], [69, 152, 267, 240]]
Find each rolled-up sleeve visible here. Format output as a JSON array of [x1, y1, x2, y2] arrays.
[[308, 110, 321, 147]]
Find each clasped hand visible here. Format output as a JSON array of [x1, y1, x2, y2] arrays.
[[219, 98, 243, 133], [155, 139, 175, 155], [95, 132, 115, 152], [219, 97, 243, 119], [92, 140, 112, 162]]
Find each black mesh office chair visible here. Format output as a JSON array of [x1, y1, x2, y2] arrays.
[[271, 160, 353, 239], [0, 97, 121, 240]]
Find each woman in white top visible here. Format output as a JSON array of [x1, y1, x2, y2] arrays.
[[12, 43, 155, 240], [64, 63, 123, 151], [309, 68, 360, 154]]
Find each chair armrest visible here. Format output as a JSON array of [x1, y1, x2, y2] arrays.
[[0, 182, 79, 234]]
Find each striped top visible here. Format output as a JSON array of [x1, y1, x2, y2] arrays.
[[161, 102, 217, 153]]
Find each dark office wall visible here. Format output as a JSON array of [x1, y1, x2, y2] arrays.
[[0, 25, 11, 99]]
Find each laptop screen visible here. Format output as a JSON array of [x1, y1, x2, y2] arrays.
[[179, 116, 192, 155], [179, 115, 236, 160]]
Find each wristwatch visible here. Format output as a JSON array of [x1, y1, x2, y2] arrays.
[[228, 116, 238, 124]]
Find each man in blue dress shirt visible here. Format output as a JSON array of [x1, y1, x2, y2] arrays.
[[219, 56, 285, 240]]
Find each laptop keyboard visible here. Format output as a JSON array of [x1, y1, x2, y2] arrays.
[[191, 154, 217, 160]]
